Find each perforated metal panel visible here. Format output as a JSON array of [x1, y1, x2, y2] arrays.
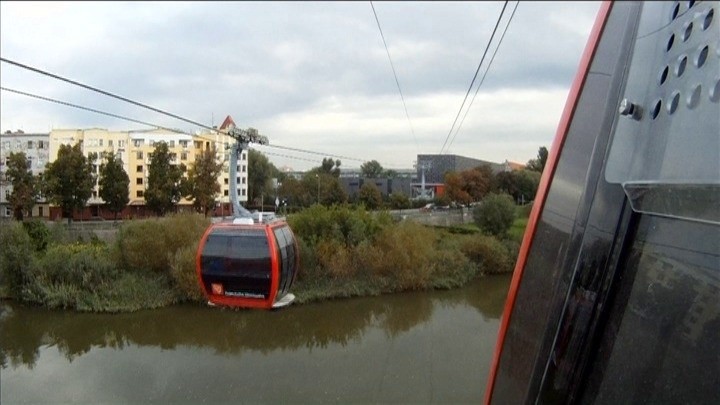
[[605, 1, 719, 224]]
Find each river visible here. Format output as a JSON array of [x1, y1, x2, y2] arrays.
[[0, 274, 510, 404]]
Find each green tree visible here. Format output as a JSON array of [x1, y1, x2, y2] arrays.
[[473, 193, 516, 237], [248, 149, 281, 205], [279, 176, 312, 209], [389, 192, 410, 209], [5, 152, 37, 220], [43, 142, 96, 224], [496, 169, 540, 204], [319, 157, 342, 177], [145, 142, 185, 216], [98, 151, 130, 221], [321, 175, 348, 205], [526, 146, 548, 173], [186, 146, 224, 217], [358, 182, 383, 209], [360, 160, 384, 178]]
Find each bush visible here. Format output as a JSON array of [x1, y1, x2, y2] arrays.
[[289, 205, 391, 247], [169, 244, 205, 302], [22, 219, 50, 252], [473, 193, 516, 237], [0, 222, 34, 299], [116, 213, 210, 274], [23, 243, 117, 308], [460, 234, 515, 274]]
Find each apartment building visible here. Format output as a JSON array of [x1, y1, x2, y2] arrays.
[[0, 130, 51, 218]]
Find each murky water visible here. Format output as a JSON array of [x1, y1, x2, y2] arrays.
[[1, 275, 510, 404]]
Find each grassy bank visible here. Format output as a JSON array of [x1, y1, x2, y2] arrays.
[[0, 205, 523, 312]]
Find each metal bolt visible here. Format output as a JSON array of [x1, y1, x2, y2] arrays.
[[619, 98, 643, 120]]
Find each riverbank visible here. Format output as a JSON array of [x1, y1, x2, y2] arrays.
[[0, 206, 521, 312]]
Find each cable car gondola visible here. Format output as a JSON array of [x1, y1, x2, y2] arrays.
[[195, 123, 299, 309], [196, 217, 299, 309]]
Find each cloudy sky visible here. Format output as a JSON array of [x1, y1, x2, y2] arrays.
[[1, 1, 601, 171]]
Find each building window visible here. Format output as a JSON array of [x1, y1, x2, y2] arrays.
[[241, 189, 246, 196], [136, 178, 143, 185], [223, 190, 229, 196], [99, 139, 103, 147], [241, 165, 246, 173], [242, 153, 247, 161], [27, 141, 34, 149], [194, 141, 202, 149], [134, 139, 143, 147], [236, 177, 240, 184], [136, 165, 143, 172], [242, 177, 246, 185], [180, 152, 187, 161], [180, 140, 188, 148], [4, 190, 9, 199], [137, 151, 143, 159], [119, 140, 126, 148], [137, 190, 144, 198], [109, 140, 113, 147], [169, 141, 175, 148], [224, 178, 229, 185]]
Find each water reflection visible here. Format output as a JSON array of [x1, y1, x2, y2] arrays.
[[1, 275, 510, 403]]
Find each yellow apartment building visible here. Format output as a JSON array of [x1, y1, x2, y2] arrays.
[[47, 120, 249, 219]]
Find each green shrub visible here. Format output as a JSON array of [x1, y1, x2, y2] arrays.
[[460, 234, 515, 274], [169, 244, 205, 302], [22, 219, 50, 251], [23, 243, 117, 308], [473, 193, 516, 237], [116, 213, 210, 274], [0, 222, 34, 299], [289, 205, 391, 247]]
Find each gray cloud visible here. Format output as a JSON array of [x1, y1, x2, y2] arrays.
[[1, 1, 601, 170]]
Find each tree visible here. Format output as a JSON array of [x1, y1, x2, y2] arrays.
[[43, 142, 95, 224], [5, 152, 37, 220], [473, 193, 516, 237], [389, 192, 410, 210], [145, 142, 185, 216], [322, 175, 348, 205], [360, 160, 384, 178], [526, 146, 548, 173], [496, 169, 540, 204], [98, 151, 130, 220], [248, 149, 281, 205], [319, 157, 342, 177], [186, 146, 224, 217], [358, 182, 382, 209], [444, 171, 471, 206]]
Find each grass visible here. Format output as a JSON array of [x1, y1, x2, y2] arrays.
[[508, 217, 529, 242]]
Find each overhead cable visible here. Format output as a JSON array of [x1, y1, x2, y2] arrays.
[[370, 1, 419, 152], [439, 0, 509, 154], [445, 1, 519, 152]]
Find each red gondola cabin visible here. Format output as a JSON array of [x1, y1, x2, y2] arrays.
[[196, 220, 299, 309]]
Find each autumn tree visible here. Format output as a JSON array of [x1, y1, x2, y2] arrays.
[[186, 146, 224, 217], [43, 142, 96, 224], [443, 165, 494, 206], [360, 160, 384, 178], [98, 151, 130, 220], [5, 152, 37, 220], [358, 182, 383, 210], [526, 146, 548, 173], [145, 142, 186, 216]]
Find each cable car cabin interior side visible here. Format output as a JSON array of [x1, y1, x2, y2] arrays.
[[196, 220, 299, 309], [486, 1, 719, 404]]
